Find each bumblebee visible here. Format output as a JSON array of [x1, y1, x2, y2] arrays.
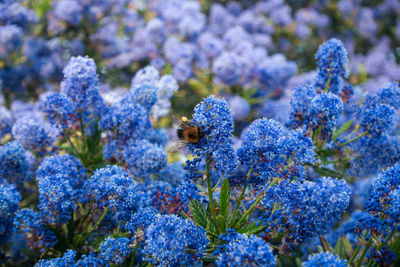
[[167, 116, 205, 152], [177, 116, 204, 144]]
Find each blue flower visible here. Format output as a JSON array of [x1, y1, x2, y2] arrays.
[[76, 252, 106, 266], [35, 249, 76, 267], [365, 163, 400, 221], [0, 141, 33, 185], [144, 128, 169, 147], [42, 92, 76, 129], [198, 32, 224, 59], [123, 139, 167, 178], [131, 66, 160, 86], [152, 75, 179, 119], [228, 95, 250, 121], [0, 3, 37, 28], [37, 174, 81, 224], [356, 95, 396, 136], [143, 214, 208, 266], [376, 82, 400, 109], [212, 52, 242, 86], [100, 237, 132, 265], [288, 84, 316, 129], [238, 118, 315, 187], [82, 165, 135, 212], [189, 95, 238, 176], [308, 92, 344, 139], [303, 252, 347, 267], [314, 38, 349, 93], [54, 0, 82, 26], [100, 95, 148, 142], [262, 178, 351, 244], [12, 114, 58, 152], [349, 135, 400, 177], [14, 209, 57, 252], [369, 246, 396, 266], [156, 162, 185, 187], [0, 180, 21, 245], [387, 188, 400, 221], [130, 84, 159, 113], [60, 56, 105, 119], [36, 154, 86, 187], [216, 233, 276, 267], [0, 25, 23, 56], [352, 212, 392, 235], [0, 106, 12, 139], [122, 207, 157, 233]]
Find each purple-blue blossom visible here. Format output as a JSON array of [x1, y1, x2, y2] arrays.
[[143, 214, 208, 266]]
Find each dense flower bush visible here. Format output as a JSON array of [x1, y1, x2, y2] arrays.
[[0, 0, 400, 266]]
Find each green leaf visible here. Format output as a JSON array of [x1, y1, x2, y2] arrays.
[[189, 200, 208, 229], [67, 213, 75, 244], [219, 179, 230, 218], [335, 236, 353, 259], [188, 79, 209, 97], [32, 0, 52, 19], [295, 257, 303, 267], [333, 120, 353, 141], [202, 254, 219, 262], [319, 235, 336, 254], [227, 209, 243, 228], [311, 165, 349, 180], [391, 234, 400, 254], [317, 149, 337, 158], [216, 215, 226, 233], [164, 63, 172, 74], [238, 222, 264, 234], [72, 233, 85, 248]]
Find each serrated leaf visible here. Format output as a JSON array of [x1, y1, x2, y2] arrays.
[[238, 222, 264, 234], [216, 215, 226, 233], [219, 179, 230, 218], [227, 209, 243, 228], [189, 200, 208, 229], [335, 236, 353, 259], [319, 235, 336, 254], [333, 120, 353, 141], [391, 235, 400, 254], [311, 165, 348, 179]]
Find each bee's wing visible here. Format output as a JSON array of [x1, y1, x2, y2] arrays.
[[166, 140, 187, 153]]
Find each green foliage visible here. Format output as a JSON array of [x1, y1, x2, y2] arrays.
[[189, 199, 208, 229], [219, 179, 230, 219]]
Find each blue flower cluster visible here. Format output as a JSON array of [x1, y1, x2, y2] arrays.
[[262, 178, 351, 244], [303, 252, 347, 267], [1, 19, 400, 266], [314, 38, 349, 94], [216, 233, 276, 267], [36, 155, 86, 223], [0, 141, 33, 185], [99, 237, 133, 265], [188, 95, 237, 176], [0, 180, 21, 245], [365, 163, 400, 222], [143, 214, 208, 266], [238, 118, 315, 187]]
